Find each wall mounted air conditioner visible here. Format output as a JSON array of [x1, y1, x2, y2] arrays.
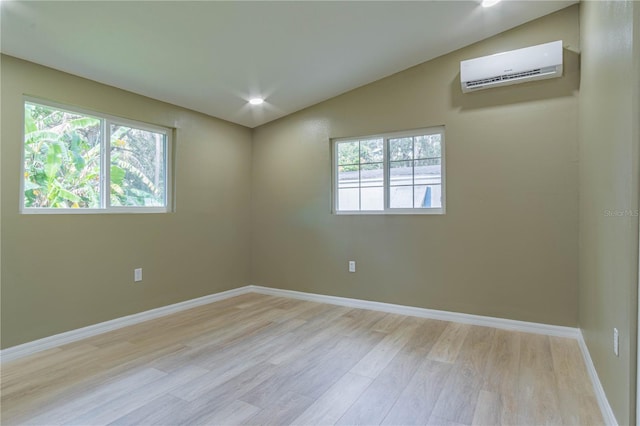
[[460, 40, 563, 93]]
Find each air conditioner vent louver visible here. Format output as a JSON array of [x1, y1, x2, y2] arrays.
[[460, 41, 563, 93]]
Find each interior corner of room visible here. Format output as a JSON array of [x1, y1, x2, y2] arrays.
[[1, 1, 639, 425]]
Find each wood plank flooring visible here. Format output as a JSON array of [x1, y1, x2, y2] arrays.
[[0, 293, 604, 425]]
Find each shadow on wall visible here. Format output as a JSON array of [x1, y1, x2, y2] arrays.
[[450, 48, 580, 110]]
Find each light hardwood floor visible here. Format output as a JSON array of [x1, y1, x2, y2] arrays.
[[1, 293, 603, 425]]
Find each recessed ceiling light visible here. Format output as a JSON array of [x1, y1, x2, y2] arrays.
[[249, 98, 264, 105], [481, 0, 501, 7]]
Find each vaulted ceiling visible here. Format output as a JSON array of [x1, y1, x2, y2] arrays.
[[1, 1, 576, 128]]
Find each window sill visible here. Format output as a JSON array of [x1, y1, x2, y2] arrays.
[[334, 208, 445, 215], [20, 207, 171, 215]]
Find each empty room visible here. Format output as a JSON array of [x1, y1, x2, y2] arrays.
[[1, 0, 638, 425]]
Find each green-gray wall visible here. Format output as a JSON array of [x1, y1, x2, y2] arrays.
[[4, 4, 640, 422], [578, 1, 640, 424], [1, 55, 253, 348], [251, 7, 580, 327]]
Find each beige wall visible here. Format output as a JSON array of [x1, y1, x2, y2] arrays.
[[578, 1, 640, 424], [4, 4, 639, 420], [0, 56, 253, 348], [251, 6, 580, 326]]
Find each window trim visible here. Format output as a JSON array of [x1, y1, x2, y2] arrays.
[[21, 96, 173, 214], [332, 127, 446, 215]]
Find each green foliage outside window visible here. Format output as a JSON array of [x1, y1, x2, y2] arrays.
[[24, 103, 101, 208], [24, 101, 167, 209], [110, 124, 166, 207]]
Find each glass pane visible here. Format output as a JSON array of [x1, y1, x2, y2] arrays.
[[110, 124, 166, 207], [390, 161, 413, 186], [415, 185, 442, 208], [338, 188, 359, 211], [360, 163, 383, 187], [361, 187, 383, 211], [414, 134, 441, 159], [389, 137, 413, 161], [23, 102, 101, 208], [390, 186, 413, 208], [360, 138, 383, 164], [337, 141, 359, 166], [338, 165, 359, 189], [414, 158, 441, 185]]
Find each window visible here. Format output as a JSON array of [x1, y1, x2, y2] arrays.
[[22, 98, 171, 213], [333, 127, 445, 214]]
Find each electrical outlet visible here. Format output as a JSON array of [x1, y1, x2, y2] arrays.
[[613, 328, 619, 356], [348, 261, 356, 273], [134, 268, 143, 282]]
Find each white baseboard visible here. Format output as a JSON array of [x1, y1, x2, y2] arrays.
[[1, 284, 579, 363], [577, 331, 618, 426], [255, 286, 617, 424], [0, 286, 253, 363], [1, 283, 612, 426], [248, 285, 580, 338]]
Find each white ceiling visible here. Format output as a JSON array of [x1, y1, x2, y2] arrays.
[[1, 1, 576, 128]]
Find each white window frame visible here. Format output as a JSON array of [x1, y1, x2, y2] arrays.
[[332, 127, 446, 215], [21, 97, 173, 214]]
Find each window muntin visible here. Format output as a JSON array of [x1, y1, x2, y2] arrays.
[[22, 99, 171, 213], [333, 128, 445, 214], [337, 138, 384, 211]]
